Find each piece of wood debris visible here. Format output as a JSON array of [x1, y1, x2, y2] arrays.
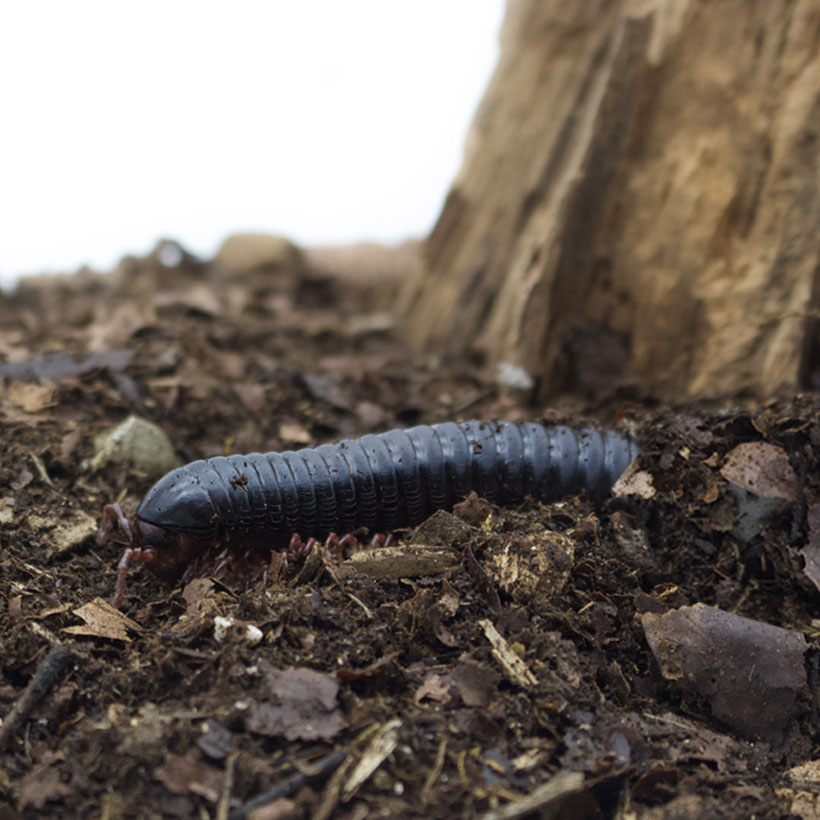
[[342, 718, 402, 802], [479, 771, 585, 820], [479, 619, 537, 689], [348, 544, 460, 579]]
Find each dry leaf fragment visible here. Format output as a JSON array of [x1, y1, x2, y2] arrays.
[[612, 467, 655, 499], [348, 543, 460, 578], [336, 652, 399, 682], [720, 441, 798, 500], [452, 661, 499, 708], [786, 759, 820, 786], [63, 597, 140, 642], [413, 673, 453, 705], [245, 701, 345, 742], [265, 666, 339, 709], [7, 382, 55, 413], [91, 414, 179, 475], [17, 759, 74, 810], [278, 421, 312, 444], [232, 382, 267, 415], [27, 509, 98, 557], [0, 496, 15, 524], [245, 665, 347, 741], [154, 753, 223, 802]]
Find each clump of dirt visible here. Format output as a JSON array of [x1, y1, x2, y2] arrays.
[[0, 240, 818, 818]]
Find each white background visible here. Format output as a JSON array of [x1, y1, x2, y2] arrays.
[[0, 1, 503, 287]]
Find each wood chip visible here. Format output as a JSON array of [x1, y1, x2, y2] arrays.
[[342, 718, 401, 802], [478, 770, 585, 820], [347, 544, 460, 578], [27, 509, 98, 557], [479, 619, 537, 689]]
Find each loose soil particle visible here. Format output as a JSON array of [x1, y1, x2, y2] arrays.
[[0, 248, 819, 818]]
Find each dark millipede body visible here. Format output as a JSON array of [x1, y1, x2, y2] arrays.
[[98, 421, 639, 604]]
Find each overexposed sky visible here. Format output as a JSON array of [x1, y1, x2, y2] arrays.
[[0, 1, 504, 286]]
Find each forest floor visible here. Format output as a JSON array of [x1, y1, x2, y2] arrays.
[[1, 239, 819, 819]]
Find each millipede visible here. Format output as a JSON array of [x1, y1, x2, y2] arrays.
[[97, 420, 639, 605]]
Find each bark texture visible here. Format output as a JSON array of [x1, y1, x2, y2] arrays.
[[400, 0, 820, 400]]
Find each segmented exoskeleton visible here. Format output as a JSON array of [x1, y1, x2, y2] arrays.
[[98, 421, 639, 604]]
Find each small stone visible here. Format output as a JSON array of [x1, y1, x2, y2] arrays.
[[91, 415, 178, 476], [214, 233, 304, 276]]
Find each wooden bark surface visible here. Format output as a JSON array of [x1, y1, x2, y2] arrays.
[[400, 0, 820, 400]]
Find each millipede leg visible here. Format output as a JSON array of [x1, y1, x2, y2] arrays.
[[98, 503, 133, 546], [324, 532, 359, 558], [113, 547, 150, 608]]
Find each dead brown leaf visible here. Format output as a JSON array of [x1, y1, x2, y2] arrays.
[[63, 597, 140, 642], [264, 665, 339, 709], [488, 529, 575, 604], [245, 665, 347, 741], [27, 509, 98, 557], [154, 752, 223, 802], [720, 441, 798, 500], [10, 470, 33, 491], [336, 652, 399, 682], [452, 661, 499, 708], [414, 673, 454, 705], [6, 382, 55, 413], [612, 467, 656, 499], [245, 701, 346, 742], [278, 421, 312, 444], [17, 759, 73, 810]]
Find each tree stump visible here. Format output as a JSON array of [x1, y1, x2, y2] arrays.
[[400, 0, 820, 400]]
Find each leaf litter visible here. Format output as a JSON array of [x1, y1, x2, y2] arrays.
[[0, 242, 820, 817]]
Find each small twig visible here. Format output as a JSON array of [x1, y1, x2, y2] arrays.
[[478, 771, 585, 820], [421, 737, 448, 806], [216, 750, 238, 820], [0, 645, 73, 753], [463, 544, 501, 614], [28, 451, 54, 487], [228, 750, 346, 820], [480, 620, 537, 689], [346, 592, 373, 619]]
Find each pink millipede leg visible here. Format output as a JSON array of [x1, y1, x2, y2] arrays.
[[98, 503, 133, 547], [113, 547, 139, 609], [325, 532, 359, 558], [285, 534, 317, 560], [113, 547, 159, 608]]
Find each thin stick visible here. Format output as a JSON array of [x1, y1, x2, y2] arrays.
[[0, 645, 73, 753], [228, 750, 346, 820]]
